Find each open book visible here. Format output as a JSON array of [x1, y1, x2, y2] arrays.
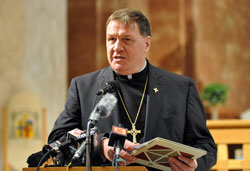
[[131, 137, 207, 171]]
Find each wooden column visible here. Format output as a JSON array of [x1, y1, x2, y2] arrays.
[[68, 0, 97, 85]]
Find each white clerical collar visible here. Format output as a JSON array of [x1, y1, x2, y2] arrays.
[[126, 59, 147, 80]]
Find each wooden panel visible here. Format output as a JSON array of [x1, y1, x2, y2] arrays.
[[243, 144, 250, 169], [68, 0, 97, 85], [217, 144, 228, 160], [208, 120, 250, 171], [243, 143, 250, 160], [207, 120, 250, 129], [210, 129, 250, 144], [228, 159, 243, 169], [148, 0, 188, 76], [23, 166, 148, 171]]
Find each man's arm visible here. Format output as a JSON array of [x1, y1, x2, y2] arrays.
[[48, 78, 82, 143], [184, 79, 217, 170]]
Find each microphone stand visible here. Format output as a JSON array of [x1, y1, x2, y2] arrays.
[[108, 125, 127, 171], [86, 121, 92, 171], [113, 141, 125, 171]]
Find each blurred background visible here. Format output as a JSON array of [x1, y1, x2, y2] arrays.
[[0, 0, 249, 170]]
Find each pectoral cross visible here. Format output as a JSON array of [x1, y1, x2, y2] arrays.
[[127, 124, 141, 144]]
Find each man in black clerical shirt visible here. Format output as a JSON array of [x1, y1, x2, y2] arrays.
[[48, 8, 217, 171], [114, 62, 148, 144]]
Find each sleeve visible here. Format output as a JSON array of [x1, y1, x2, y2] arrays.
[[48, 78, 82, 143], [184, 79, 217, 170]]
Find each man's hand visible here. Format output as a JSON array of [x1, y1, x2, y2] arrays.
[[101, 138, 138, 165], [168, 156, 198, 171]]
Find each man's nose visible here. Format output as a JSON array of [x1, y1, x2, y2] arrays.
[[113, 40, 124, 51]]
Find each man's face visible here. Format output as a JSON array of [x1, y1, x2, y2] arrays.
[[106, 20, 151, 75]]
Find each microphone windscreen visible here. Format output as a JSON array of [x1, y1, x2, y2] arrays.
[[89, 93, 117, 121], [97, 93, 117, 118]]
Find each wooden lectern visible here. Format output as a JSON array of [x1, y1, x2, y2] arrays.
[[207, 119, 250, 171], [23, 166, 148, 171]]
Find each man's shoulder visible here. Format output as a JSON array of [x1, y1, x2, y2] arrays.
[[149, 65, 196, 95], [150, 64, 192, 83], [73, 66, 110, 81]]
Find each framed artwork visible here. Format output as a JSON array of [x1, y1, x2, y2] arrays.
[[3, 91, 46, 171]]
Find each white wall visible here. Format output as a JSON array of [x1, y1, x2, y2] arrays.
[[0, 0, 67, 170]]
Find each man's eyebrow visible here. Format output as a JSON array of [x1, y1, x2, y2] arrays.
[[106, 33, 117, 36], [107, 33, 133, 37]]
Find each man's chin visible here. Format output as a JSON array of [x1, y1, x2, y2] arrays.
[[112, 67, 128, 75]]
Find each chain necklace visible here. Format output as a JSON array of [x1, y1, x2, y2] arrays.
[[117, 74, 148, 144]]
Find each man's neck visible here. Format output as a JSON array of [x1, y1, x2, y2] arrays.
[[116, 59, 147, 76], [126, 60, 147, 79], [114, 59, 148, 80]]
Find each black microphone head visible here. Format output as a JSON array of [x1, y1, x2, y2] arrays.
[[96, 80, 120, 95], [27, 150, 50, 167], [106, 80, 119, 92], [108, 125, 127, 147]]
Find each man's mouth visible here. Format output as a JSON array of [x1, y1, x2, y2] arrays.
[[114, 56, 125, 59]]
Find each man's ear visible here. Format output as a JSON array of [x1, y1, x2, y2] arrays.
[[145, 36, 151, 53]]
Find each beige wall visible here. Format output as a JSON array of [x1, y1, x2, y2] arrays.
[[147, 0, 250, 117], [193, 0, 250, 116], [0, 0, 67, 170]]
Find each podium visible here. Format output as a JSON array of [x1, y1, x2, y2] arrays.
[[23, 166, 148, 171]]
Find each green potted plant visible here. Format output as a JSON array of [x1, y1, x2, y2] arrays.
[[200, 83, 229, 120]]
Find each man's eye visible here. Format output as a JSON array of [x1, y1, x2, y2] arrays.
[[108, 38, 116, 42], [123, 38, 132, 43]]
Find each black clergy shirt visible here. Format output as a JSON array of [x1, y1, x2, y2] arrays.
[[114, 63, 149, 143]]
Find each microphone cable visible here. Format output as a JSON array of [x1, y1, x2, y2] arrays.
[[66, 161, 72, 171], [35, 149, 52, 171]]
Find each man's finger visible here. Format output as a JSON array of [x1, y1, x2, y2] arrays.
[[123, 140, 139, 151], [178, 156, 197, 168], [120, 149, 137, 164]]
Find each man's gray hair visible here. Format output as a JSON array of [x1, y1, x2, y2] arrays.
[[106, 8, 151, 37]]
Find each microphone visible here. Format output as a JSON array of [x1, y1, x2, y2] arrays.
[[28, 127, 88, 168], [27, 139, 75, 168], [96, 80, 119, 95], [75, 127, 98, 142], [86, 93, 117, 170], [46, 139, 76, 157], [70, 127, 98, 162], [46, 140, 62, 155], [88, 93, 117, 127], [108, 125, 127, 167], [27, 149, 51, 167], [71, 141, 87, 162], [67, 128, 84, 142]]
